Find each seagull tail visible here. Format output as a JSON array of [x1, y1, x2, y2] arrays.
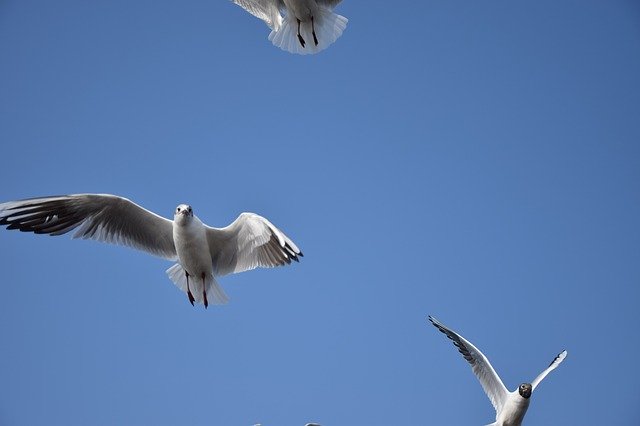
[[166, 263, 229, 305], [268, 6, 347, 55]]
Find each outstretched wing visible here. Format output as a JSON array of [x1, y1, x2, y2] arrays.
[[429, 316, 509, 415], [531, 350, 567, 391], [206, 212, 302, 276], [0, 194, 177, 260], [231, 0, 283, 30]]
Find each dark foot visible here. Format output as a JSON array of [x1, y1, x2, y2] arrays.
[[201, 273, 208, 309], [185, 271, 195, 306], [311, 16, 318, 45], [297, 19, 305, 48]]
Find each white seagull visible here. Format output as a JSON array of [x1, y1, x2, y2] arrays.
[[0, 194, 302, 308], [230, 0, 348, 55], [428, 316, 567, 426]]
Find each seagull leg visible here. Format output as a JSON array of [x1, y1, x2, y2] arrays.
[[311, 16, 318, 46], [297, 19, 306, 48], [201, 272, 208, 309], [185, 271, 195, 306]]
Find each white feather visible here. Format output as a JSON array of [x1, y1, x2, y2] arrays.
[[231, 0, 347, 54], [166, 263, 229, 305], [269, 4, 347, 55]]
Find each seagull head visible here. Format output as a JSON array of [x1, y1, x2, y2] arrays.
[[174, 204, 193, 222], [518, 383, 533, 399]]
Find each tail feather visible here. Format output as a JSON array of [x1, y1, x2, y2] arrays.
[[166, 263, 229, 305], [268, 6, 347, 55]]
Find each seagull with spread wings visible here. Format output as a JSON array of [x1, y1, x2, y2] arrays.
[[230, 0, 347, 55], [0, 194, 302, 308], [428, 316, 567, 426]]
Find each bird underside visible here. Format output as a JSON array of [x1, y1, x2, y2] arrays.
[[269, 6, 347, 55], [166, 263, 229, 307], [296, 17, 318, 48], [186, 271, 207, 308]]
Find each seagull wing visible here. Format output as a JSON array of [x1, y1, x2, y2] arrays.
[[205, 212, 302, 276], [231, 0, 283, 30], [531, 350, 567, 391], [429, 316, 509, 415], [0, 194, 177, 260]]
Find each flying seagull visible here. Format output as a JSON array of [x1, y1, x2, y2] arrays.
[[230, 0, 347, 55], [0, 194, 302, 308], [428, 316, 567, 426]]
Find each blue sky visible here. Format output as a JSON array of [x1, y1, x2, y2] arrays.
[[0, 0, 639, 424]]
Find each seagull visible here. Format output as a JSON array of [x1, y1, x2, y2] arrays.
[[230, 0, 348, 55], [0, 194, 302, 308], [428, 316, 567, 426]]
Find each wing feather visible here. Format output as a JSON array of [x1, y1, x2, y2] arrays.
[[0, 194, 177, 260], [531, 350, 567, 391], [206, 212, 302, 276], [429, 316, 509, 415], [231, 0, 283, 30]]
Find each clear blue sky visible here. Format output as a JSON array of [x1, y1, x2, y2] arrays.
[[0, 1, 639, 425]]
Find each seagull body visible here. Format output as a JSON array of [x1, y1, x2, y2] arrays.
[[0, 194, 302, 307], [231, 0, 347, 55], [493, 392, 530, 426], [428, 316, 567, 426]]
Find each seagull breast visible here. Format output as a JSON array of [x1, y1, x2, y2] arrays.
[[172, 215, 212, 278]]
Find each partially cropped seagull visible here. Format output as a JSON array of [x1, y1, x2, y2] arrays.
[[0, 194, 302, 308], [230, 0, 348, 55], [428, 316, 567, 426]]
